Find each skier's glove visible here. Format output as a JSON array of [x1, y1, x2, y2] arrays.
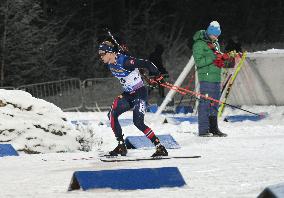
[[149, 75, 165, 87], [214, 51, 232, 60], [213, 51, 235, 68], [213, 59, 225, 68], [213, 53, 225, 68], [221, 53, 230, 60]]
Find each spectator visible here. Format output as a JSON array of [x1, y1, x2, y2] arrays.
[[192, 21, 229, 137]]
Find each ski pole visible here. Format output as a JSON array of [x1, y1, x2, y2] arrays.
[[158, 81, 262, 117], [176, 74, 195, 108]]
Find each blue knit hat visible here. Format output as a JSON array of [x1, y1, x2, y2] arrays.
[[98, 41, 115, 53], [206, 21, 221, 37]]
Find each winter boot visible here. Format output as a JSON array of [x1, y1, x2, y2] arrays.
[[109, 139, 127, 156], [151, 144, 168, 157], [209, 116, 227, 137], [199, 131, 213, 137]]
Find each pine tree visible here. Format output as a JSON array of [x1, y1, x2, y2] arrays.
[[2, 0, 63, 86]]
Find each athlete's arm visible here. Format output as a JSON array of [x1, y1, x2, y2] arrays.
[[124, 57, 160, 76]]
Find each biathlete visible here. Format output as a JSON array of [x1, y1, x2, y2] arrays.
[[98, 40, 168, 157]]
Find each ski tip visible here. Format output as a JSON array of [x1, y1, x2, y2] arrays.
[[173, 155, 201, 159]]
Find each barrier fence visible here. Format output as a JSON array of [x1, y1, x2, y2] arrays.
[[1, 78, 193, 112], [82, 78, 122, 111]]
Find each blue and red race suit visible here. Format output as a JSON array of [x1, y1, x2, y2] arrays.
[[106, 53, 161, 145]]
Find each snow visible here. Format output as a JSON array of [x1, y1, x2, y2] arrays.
[[1, 90, 284, 197], [248, 49, 284, 57], [0, 89, 81, 153], [254, 49, 284, 54]]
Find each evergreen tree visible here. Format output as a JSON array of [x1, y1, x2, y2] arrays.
[[1, 0, 63, 86]]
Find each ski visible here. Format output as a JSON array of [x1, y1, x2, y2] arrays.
[[41, 156, 95, 162], [100, 155, 201, 162], [218, 52, 247, 117]]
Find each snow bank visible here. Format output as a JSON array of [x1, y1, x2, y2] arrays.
[[254, 48, 284, 54], [247, 49, 284, 58], [0, 89, 81, 153]]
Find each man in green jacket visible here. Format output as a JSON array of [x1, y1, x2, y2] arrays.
[[192, 21, 228, 137]]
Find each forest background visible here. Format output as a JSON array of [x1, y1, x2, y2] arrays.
[[0, 0, 283, 86]]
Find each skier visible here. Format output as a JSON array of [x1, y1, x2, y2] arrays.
[[192, 21, 231, 137], [98, 40, 168, 157]]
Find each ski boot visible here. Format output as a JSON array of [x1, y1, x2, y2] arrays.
[[211, 129, 227, 137], [209, 116, 227, 137], [198, 131, 213, 137], [151, 144, 168, 157], [109, 141, 127, 156]]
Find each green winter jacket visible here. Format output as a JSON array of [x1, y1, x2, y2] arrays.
[[192, 30, 221, 82]]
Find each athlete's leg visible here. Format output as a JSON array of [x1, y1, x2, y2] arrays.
[[109, 95, 131, 141], [132, 98, 161, 146]]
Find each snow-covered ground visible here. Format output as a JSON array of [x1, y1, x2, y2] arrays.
[[0, 89, 82, 153], [1, 101, 284, 197]]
